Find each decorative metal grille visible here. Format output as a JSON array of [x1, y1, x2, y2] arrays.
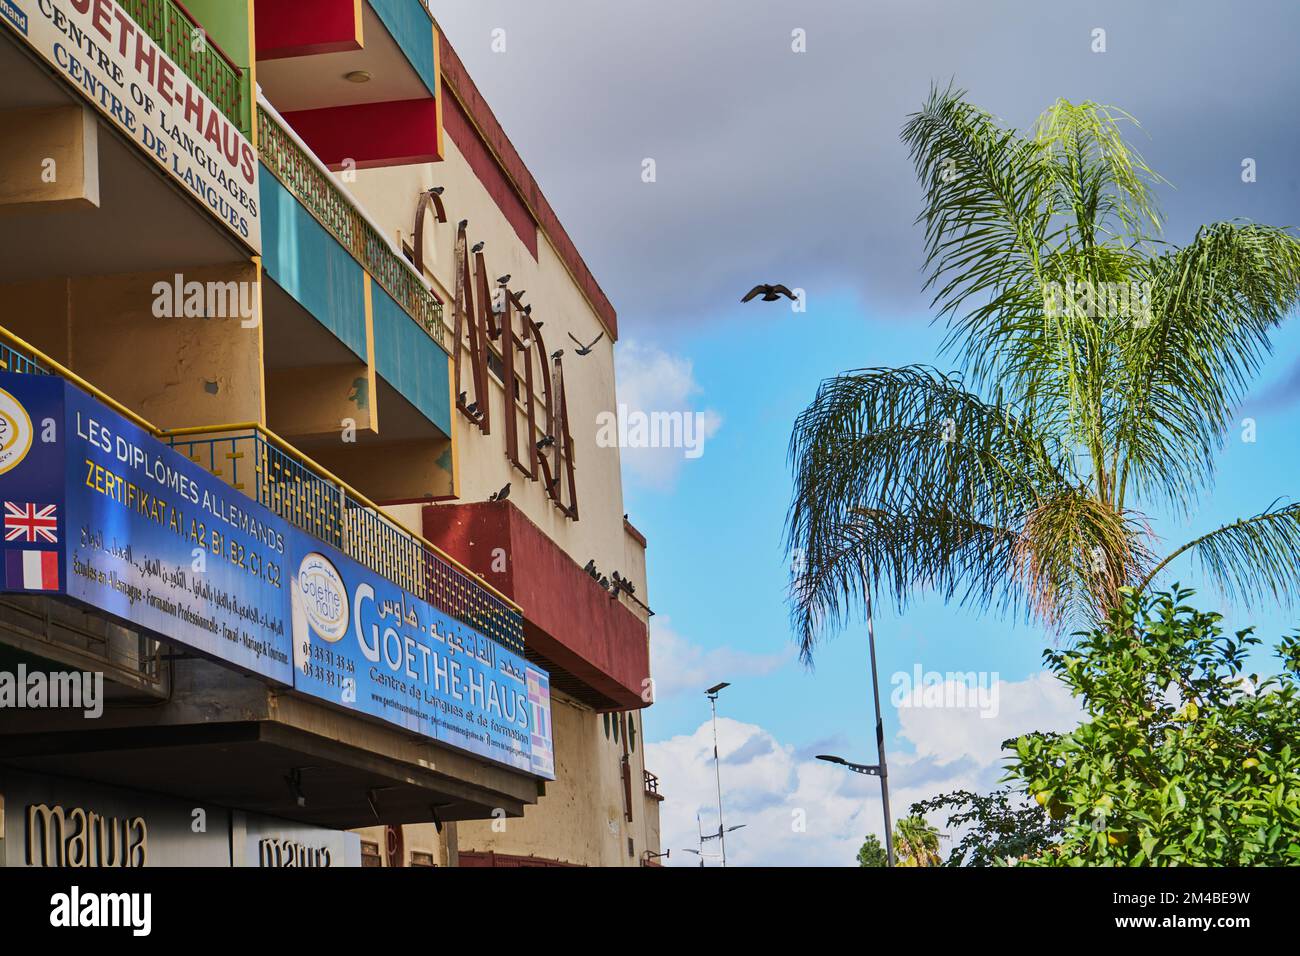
[[118, 0, 244, 132], [0, 343, 51, 376]]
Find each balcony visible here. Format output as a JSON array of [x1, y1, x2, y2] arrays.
[[257, 99, 446, 346], [0, 325, 518, 652], [1, 0, 261, 277], [254, 0, 442, 169], [256, 97, 456, 500], [0, 325, 545, 827], [644, 770, 664, 802]]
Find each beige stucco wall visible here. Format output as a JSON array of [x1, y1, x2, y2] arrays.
[[349, 697, 662, 868], [0, 104, 99, 213], [455, 694, 661, 866], [0, 264, 265, 429], [354, 823, 449, 867]]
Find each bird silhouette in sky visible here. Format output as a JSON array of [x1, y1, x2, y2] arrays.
[[741, 284, 797, 302]]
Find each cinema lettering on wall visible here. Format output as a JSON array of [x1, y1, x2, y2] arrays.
[[0, 0, 261, 248], [420, 201, 578, 521]]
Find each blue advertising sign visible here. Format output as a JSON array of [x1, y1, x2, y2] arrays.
[[288, 534, 555, 779], [0, 371, 292, 683], [0, 371, 555, 778]]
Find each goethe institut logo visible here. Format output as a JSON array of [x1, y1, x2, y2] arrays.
[[0, 387, 33, 476], [292, 551, 349, 672]]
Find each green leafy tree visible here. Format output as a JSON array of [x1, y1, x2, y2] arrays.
[[857, 833, 888, 867], [910, 786, 1066, 866], [1007, 587, 1300, 865], [786, 87, 1300, 658]]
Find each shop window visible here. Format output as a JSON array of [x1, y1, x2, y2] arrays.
[[360, 841, 382, 868], [409, 851, 436, 867]]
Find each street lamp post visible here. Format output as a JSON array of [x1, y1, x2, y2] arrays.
[[705, 681, 730, 867], [866, 593, 895, 867], [815, 593, 895, 866]]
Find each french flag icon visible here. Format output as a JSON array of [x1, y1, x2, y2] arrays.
[[4, 550, 58, 591]]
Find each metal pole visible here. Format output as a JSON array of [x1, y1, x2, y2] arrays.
[[710, 693, 727, 867], [867, 592, 895, 867]]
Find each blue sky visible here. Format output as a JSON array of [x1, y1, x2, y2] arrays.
[[632, 297, 1300, 747]]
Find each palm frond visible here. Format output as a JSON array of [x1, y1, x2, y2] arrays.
[[901, 85, 1054, 348], [1139, 502, 1300, 608], [1113, 223, 1300, 512], [1014, 491, 1153, 628], [1033, 98, 1164, 245], [901, 89, 1165, 481], [788, 507, 1021, 662], [785, 365, 1067, 658]]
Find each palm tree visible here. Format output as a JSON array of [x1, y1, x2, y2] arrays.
[[893, 814, 944, 867], [786, 86, 1300, 659]]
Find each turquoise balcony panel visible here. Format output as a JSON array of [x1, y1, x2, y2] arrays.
[[372, 284, 451, 434], [259, 168, 368, 361], [369, 0, 438, 98]]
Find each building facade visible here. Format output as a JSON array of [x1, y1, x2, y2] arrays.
[[0, 0, 660, 867]]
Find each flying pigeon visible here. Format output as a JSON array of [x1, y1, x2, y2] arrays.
[[567, 331, 605, 356], [741, 284, 797, 303]]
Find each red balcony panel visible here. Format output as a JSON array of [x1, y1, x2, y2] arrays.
[[424, 502, 650, 711], [256, 0, 363, 60], [282, 99, 442, 170]]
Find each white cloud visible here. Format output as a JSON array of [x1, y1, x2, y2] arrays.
[[650, 617, 789, 700], [896, 671, 1081, 768], [645, 672, 1082, 866], [614, 341, 722, 489]]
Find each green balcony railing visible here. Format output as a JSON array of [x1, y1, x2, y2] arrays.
[[256, 101, 449, 351], [119, 0, 246, 133]]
